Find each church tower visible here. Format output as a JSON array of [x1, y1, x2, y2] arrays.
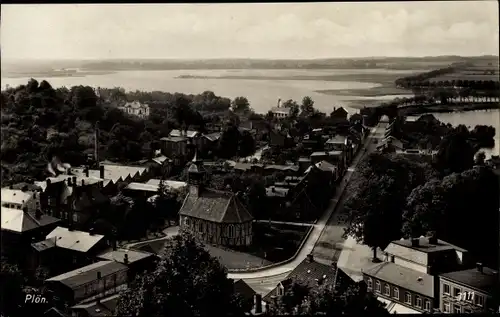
[[187, 150, 206, 197]]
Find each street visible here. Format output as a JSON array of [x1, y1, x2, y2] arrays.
[[229, 122, 388, 292]]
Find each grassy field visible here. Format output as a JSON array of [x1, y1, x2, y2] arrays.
[[429, 61, 499, 82]]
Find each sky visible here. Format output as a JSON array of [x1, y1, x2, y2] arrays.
[[1, 2, 499, 60]]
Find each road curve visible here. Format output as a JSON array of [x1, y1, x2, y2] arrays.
[[228, 122, 387, 281]]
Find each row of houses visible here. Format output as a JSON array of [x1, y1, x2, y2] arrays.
[[252, 236, 498, 315]]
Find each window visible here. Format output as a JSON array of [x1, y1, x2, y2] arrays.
[[384, 284, 390, 296], [443, 283, 450, 295], [367, 278, 372, 289], [424, 300, 431, 311], [415, 296, 422, 308], [453, 287, 461, 298], [393, 287, 399, 299], [474, 294, 484, 307], [375, 281, 381, 293], [453, 305, 461, 314], [185, 218, 190, 226], [277, 285, 284, 296], [405, 292, 412, 305], [443, 302, 450, 313]]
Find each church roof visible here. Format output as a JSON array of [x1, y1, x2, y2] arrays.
[[179, 189, 253, 224]]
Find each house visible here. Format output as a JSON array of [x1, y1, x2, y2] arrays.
[[330, 106, 349, 121], [439, 263, 498, 313], [363, 236, 471, 314], [201, 132, 221, 153], [298, 157, 312, 173], [31, 227, 110, 275], [233, 279, 258, 313], [270, 99, 291, 119], [363, 261, 434, 313], [305, 160, 339, 184], [269, 129, 293, 148], [1, 187, 41, 212], [70, 293, 120, 317], [1, 206, 60, 265], [169, 129, 200, 139], [263, 254, 338, 303], [123, 182, 159, 199], [377, 136, 405, 153], [45, 260, 128, 305], [51, 176, 109, 228], [135, 154, 173, 178], [325, 135, 353, 163], [118, 101, 149, 119], [179, 154, 254, 247], [160, 136, 189, 158], [97, 248, 157, 280]]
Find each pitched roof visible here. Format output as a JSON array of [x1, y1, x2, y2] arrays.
[[363, 261, 434, 297], [169, 129, 199, 138], [160, 136, 188, 142], [263, 257, 337, 302], [326, 135, 347, 144], [46, 227, 105, 253], [97, 248, 155, 264], [71, 165, 147, 183], [179, 189, 253, 224], [145, 179, 187, 190], [203, 132, 221, 142], [270, 107, 291, 114], [1, 188, 35, 205], [233, 279, 256, 302], [264, 165, 299, 172], [71, 293, 120, 317], [46, 261, 127, 290], [332, 107, 348, 116], [385, 237, 467, 267], [1, 207, 60, 233], [440, 266, 498, 293], [125, 182, 158, 192], [122, 101, 148, 109], [32, 238, 57, 252], [314, 161, 337, 173], [152, 155, 170, 165]]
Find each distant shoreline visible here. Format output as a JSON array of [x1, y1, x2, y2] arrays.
[[1, 70, 117, 79]]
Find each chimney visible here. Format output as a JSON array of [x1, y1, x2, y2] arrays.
[[124, 254, 129, 265], [476, 262, 483, 273], [112, 237, 117, 251], [89, 228, 95, 236], [67, 177, 72, 186], [22, 207, 28, 214], [271, 187, 276, 193], [100, 165, 105, 179], [46, 179, 51, 188], [9, 185, 13, 189], [411, 238, 420, 247], [277, 99, 281, 108], [307, 254, 314, 262], [84, 168, 89, 178], [97, 271, 102, 279], [428, 235, 438, 245], [72, 176, 77, 186], [35, 209, 42, 220], [253, 294, 263, 314], [81, 179, 85, 186]]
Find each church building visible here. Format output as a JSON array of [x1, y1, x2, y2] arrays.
[[179, 153, 254, 247]]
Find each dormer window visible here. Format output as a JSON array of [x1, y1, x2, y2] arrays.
[[277, 284, 284, 296]]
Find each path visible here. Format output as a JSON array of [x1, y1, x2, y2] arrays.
[[254, 219, 313, 227], [228, 122, 387, 281]]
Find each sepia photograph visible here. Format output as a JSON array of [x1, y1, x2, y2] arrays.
[[1, 2, 499, 316]]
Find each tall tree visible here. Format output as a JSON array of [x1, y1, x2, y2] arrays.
[[435, 125, 475, 175], [231, 96, 251, 114], [282, 99, 300, 119], [116, 233, 245, 317], [300, 96, 315, 117]]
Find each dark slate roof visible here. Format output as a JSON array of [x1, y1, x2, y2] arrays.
[[233, 279, 256, 302], [46, 261, 127, 290], [179, 188, 253, 224], [332, 107, 348, 116], [363, 261, 435, 297], [440, 267, 498, 293], [71, 293, 120, 317], [263, 257, 337, 302]]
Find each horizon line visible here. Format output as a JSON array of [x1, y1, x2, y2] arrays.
[[2, 55, 499, 62]]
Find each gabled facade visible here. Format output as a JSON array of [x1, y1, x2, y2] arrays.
[[118, 101, 150, 118]]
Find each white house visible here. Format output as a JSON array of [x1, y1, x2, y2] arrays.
[[119, 101, 150, 119], [1, 188, 41, 212]]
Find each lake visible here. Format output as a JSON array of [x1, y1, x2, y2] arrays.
[[1, 68, 498, 156], [1, 68, 415, 114]]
